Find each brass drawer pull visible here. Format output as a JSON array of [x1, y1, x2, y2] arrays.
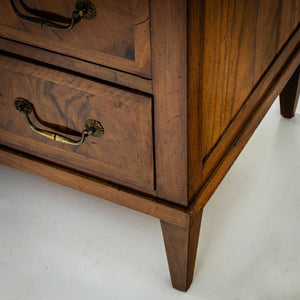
[[10, 0, 96, 31], [15, 97, 104, 146]]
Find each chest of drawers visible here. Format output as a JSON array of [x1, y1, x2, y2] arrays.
[[0, 0, 299, 291]]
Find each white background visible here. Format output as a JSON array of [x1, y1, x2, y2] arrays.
[[0, 99, 299, 299]]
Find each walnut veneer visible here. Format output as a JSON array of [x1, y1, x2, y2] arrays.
[[0, 0, 299, 291]]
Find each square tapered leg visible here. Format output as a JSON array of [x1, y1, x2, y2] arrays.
[[160, 210, 203, 291], [280, 66, 300, 118]]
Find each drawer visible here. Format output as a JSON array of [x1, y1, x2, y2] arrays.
[[0, 54, 154, 191], [0, 0, 151, 78]]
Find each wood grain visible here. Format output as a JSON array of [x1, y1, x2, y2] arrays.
[[0, 0, 299, 291], [0, 38, 153, 94], [0, 0, 151, 77], [277, 0, 300, 51], [280, 65, 300, 118], [187, 0, 205, 201], [202, 0, 300, 161], [0, 54, 154, 191], [189, 46, 300, 224], [150, 0, 205, 206], [202, 26, 300, 184], [161, 211, 203, 291], [0, 145, 190, 228], [151, 0, 188, 205]]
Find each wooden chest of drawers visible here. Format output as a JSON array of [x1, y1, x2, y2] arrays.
[[0, 0, 299, 291]]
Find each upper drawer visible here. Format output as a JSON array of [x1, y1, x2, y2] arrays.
[[0, 0, 151, 78], [0, 54, 154, 191]]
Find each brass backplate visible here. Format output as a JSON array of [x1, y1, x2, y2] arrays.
[[85, 119, 104, 137], [76, 0, 97, 19], [15, 97, 33, 115]]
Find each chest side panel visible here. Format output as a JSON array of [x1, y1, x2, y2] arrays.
[[202, 0, 300, 161]]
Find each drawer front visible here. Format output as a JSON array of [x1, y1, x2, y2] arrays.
[[0, 54, 154, 191], [0, 0, 151, 78]]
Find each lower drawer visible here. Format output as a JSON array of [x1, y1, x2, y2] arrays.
[[0, 54, 154, 191]]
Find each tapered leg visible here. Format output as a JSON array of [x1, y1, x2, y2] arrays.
[[160, 210, 203, 291], [280, 66, 300, 118]]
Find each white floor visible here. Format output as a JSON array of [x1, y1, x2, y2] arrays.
[[0, 99, 299, 300]]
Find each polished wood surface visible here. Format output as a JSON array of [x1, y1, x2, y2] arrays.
[[202, 0, 300, 162], [0, 0, 151, 77], [0, 145, 190, 228], [0, 0, 299, 292], [202, 28, 300, 185], [151, 0, 300, 206], [187, 0, 205, 201], [0, 42, 298, 288], [0, 54, 154, 191], [0, 38, 153, 94], [151, 0, 205, 206], [189, 48, 300, 223], [278, 0, 300, 50], [280, 65, 300, 118], [151, 0, 189, 205], [1, 40, 298, 226], [161, 211, 202, 291]]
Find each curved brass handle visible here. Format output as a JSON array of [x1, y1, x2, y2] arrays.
[[10, 0, 96, 31], [15, 97, 104, 146]]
